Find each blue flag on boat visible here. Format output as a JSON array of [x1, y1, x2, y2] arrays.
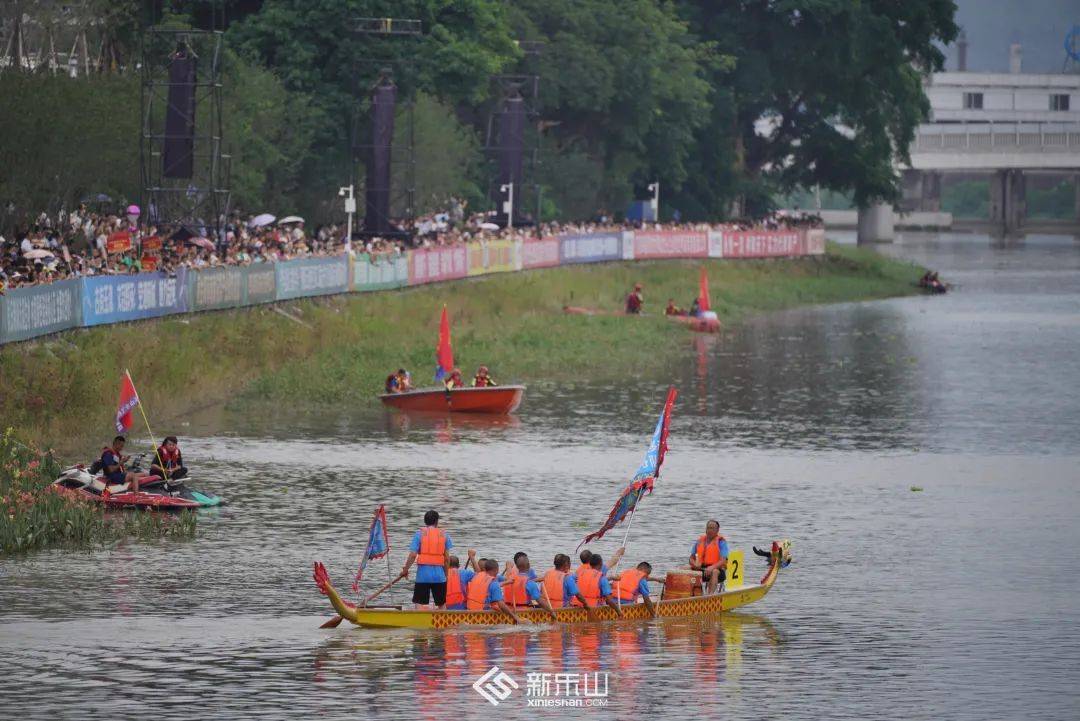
[[577, 387, 677, 549], [352, 504, 391, 593]]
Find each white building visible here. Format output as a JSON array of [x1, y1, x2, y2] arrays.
[[925, 73, 1080, 125]]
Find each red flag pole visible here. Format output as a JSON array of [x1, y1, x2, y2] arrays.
[[126, 369, 166, 486]]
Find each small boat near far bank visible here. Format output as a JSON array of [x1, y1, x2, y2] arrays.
[[380, 385, 525, 415]]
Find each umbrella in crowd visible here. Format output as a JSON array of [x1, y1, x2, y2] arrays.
[[277, 215, 304, 225], [249, 214, 276, 228], [188, 237, 215, 251], [23, 249, 55, 260], [479, 222, 500, 231]]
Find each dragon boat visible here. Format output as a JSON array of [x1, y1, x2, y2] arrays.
[[312, 540, 790, 630]]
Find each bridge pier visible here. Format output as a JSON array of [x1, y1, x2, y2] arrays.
[[857, 202, 895, 244], [1075, 173, 1080, 222], [990, 169, 1026, 233], [900, 170, 942, 213]]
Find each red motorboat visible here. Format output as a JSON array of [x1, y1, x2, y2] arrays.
[[52, 468, 202, 509], [380, 385, 525, 415], [667, 267, 721, 333]]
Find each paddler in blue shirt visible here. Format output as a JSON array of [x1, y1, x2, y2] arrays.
[[541, 554, 596, 620], [400, 510, 453, 609], [503, 553, 558, 622], [445, 551, 477, 610], [574, 547, 625, 580], [465, 559, 526, 624], [612, 561, 662, 618]]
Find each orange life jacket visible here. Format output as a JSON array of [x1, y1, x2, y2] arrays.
[[695, 534, 726, 567], [542, 569, 566, 607], [616, 569, 647, 601], [504, 569, 530, 607], [157, 445, 181, 467], [446, 569, 465, 607], [574, 563, 588, 580], [416, 527, 447, 566], [100, 447, 123, 473], [572, 567, 602, 607], [466, 574, 492, 610]]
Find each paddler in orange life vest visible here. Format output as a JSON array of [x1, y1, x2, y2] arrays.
[[400, 510, 454, 609], [465, 558, 526, 624], [690, 519, 730, 594], [571, 554, 623, 617], [541, 553, 596, 621], [502, 552, 558, 622], [574, 546, 625, 580], [149, 435, 187, 481], [471, 365, 496, 387], [611, 561, 663, 618], [445, 550, 478, 611]]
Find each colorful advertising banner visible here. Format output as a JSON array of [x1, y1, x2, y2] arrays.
[[484, 239, 519, 274], [408, 246, 468, 285], [353, 253, 408, 291], [522, 237, 561, 269], [245, 263, 277, 304], [189, 266, 245, 311], [559, 232, 622, 264], [721, 230, 803, 258], [467, 242, 486, 277], [0, 279, 82, 343], [805, 228, 826, 255], [633, 230, 709, 259], [275, 255, 350, 300], [707, 230, 725, 258], [80, 270, 188, 326]]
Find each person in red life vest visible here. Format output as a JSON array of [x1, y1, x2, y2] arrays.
[[444, 368, 464, 390], [445, 550, 478, 610], [149, 435, 187, 481], [401, 510, 454, 609], [611, 561, 663, 618], [395, 368, 412, 392], [541, 554, 595, 621], [502, 553, 557, 622], [465, 558, 525, 624], [471, 365, 496, 387], [98, 435, 152, 492], [689, 519, 729, 594], [574, 546, 625, 580], [625, 283, 644, 314], [385, 373, 400, 393], [571, 554, 623, 617], [664, 298, 684, 316]]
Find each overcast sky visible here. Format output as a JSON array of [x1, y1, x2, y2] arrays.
[[944, 0, 1080, 73]]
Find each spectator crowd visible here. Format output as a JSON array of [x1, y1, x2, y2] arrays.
[[0, 200, 822, 293]]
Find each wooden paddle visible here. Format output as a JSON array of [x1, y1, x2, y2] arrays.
[[320, 572, 407, 628]]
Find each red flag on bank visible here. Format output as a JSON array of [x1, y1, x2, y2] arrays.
[[434, 305, 454, 381], [115, 371, 140, 434]]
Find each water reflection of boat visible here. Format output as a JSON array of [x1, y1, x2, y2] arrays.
[[386, 410, 523, 437], [313, 541, 789, 630], [379, 385, 526, 414]]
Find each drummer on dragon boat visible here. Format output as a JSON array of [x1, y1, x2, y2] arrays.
[[689, 519, 729, 594]]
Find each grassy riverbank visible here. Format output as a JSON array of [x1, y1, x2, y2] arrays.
[[1, 243, 922, 453], [0, 431, 197, 556]]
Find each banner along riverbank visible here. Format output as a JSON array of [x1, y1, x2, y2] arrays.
[[2, 243, 923, 453]]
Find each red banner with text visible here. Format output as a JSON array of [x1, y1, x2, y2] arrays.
[[521, 237, 561, 269], [408, 246, 468, 285], [721, 230, 803, 258]]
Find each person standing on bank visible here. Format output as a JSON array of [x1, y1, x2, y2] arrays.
[[401, 510, 453, 609]]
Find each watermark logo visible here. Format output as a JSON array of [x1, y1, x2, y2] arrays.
[[526, 672, 609, 708], [473, 665, 520, 706]]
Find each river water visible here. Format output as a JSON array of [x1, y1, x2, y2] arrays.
[[2, 232, 1079, 720]]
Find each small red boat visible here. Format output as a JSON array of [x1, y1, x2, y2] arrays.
[[668, 314, 721, 333], [52, 468, 202, 509], [380, 385, 526, 414]]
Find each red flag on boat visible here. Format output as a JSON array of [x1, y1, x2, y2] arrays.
[[698, 267, 711, 313], [114, 371, 140, 433], [434, 305, 454, 381], [352, 504, 391, 593]]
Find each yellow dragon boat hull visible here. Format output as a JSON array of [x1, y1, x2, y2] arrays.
[[314, 541, 788, 630]]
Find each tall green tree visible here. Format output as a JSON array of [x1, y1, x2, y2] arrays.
[[678, 0, 958, 215], [508, 0, 712, 216]]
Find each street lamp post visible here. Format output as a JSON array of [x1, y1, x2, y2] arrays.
[[500, 182, 514, 229], [647, 181, 660, 222], [339, 184, 356, 253]]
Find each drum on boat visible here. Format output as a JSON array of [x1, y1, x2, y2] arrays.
[[661, 570, 703, 601]]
